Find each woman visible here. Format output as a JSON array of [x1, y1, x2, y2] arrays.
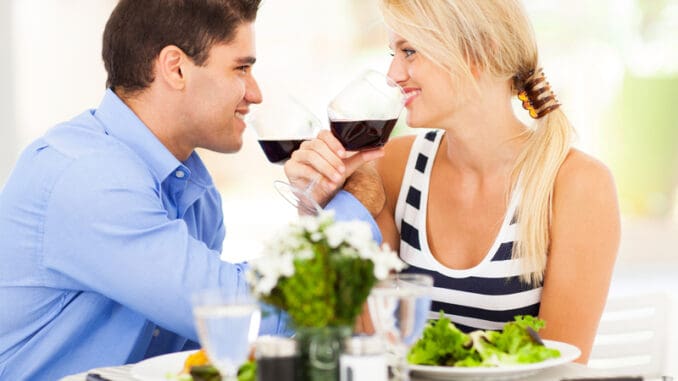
[[285, 0, 620, 363]]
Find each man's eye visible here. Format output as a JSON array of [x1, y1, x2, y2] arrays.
[[236, 65, 250, 73]]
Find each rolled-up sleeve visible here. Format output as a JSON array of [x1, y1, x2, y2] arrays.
[[324, 190, 383, 244]]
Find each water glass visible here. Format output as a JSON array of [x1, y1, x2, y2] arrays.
[[192, 290, 261, 380], [367, 273, 433, 381]]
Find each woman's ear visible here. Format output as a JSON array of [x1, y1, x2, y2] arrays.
[[469, 59, 484, 79], [156, 45, 186, 90]]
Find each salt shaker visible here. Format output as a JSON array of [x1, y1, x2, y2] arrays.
[[255, 336, 298, 381], [340, 336, 388, 381]]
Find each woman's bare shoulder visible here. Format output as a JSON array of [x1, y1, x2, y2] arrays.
[[385, 133, 417, 156], [555, 148, 616, 198], [551, 148, 620, 233], [377, 134, 417, 177]]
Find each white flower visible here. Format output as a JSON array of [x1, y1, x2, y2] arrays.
[[310, 232, 323, 242], [324, 223, 350, 248], [299, 215, 320, 233], [371, 251, 406, 280], [248, 212, 406, 297]]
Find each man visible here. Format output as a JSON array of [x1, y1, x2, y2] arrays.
[[0, 1, 382, 379]]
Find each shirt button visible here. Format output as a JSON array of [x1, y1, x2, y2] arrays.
[[175, 170, 185, 179], [153, 329, 160, 337]]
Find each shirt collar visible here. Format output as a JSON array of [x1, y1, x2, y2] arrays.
[[93, 89, 184, 182]]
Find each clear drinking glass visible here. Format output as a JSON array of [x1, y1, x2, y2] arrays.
[[192, 290, 261, 381], [248, 93, 324, 215], [328, 69, 405, 151], [367, 273, 433, 381]]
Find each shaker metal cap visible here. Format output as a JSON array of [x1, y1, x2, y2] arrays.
[[343, 335, 385, 355], [255, 336, 298, 357]]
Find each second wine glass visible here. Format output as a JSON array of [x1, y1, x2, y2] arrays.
[[328, 69, 405, 151], [248, 93, 324, 215]]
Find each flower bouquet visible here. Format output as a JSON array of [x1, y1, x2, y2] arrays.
[[247, 212, 405, 380]]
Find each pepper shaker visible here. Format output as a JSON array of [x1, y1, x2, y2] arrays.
[[255, 336, 299, 381]]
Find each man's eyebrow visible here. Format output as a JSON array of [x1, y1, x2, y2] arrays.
[[236, 56, 256, 65]]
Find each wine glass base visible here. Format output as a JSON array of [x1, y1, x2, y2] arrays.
[[273, 180, 322, 216]]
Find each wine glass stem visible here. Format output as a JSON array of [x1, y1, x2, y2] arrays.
[[298, 175, 322, 216], [304, 175, 320, 194], [387, 345, 410, 381]]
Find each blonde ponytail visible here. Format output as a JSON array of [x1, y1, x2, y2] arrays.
[[512, 109, 573, 284]]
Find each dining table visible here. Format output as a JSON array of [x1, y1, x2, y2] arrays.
[[59, 360, 649, 381]]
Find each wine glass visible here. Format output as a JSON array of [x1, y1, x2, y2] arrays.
[[250, 71, 404, 215], [328, 69, 405, 151], [192, 290, 261, 381], [247, 92, 324, 215], [367, 273, 433, 381]]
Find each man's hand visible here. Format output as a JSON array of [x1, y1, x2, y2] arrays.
[[343, 163, 386, 217]]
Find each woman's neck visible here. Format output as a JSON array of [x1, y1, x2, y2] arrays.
[[439, 99, 529, 179]]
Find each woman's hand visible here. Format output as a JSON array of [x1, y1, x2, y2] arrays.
[[284, 130, 385, 208]]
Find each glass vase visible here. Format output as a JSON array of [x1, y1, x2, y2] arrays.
[[295, 325, 352, 381]]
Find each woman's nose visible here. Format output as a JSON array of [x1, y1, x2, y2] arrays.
[[387, 59, 408, 85]]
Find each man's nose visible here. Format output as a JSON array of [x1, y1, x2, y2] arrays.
[[245, 76, 263, 104]]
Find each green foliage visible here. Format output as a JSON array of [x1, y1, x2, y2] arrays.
[[189, 365, 220, 381], [184, 360, 255, 381], [237, 360, 256, 381], [259, 235, 377, 328], [332, 255, 376, 326], [251, 213, 404, 329]]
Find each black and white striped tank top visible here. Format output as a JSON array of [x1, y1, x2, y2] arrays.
[[395, 129, 542, 333]]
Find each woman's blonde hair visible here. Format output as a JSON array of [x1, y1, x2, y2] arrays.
[[379, 0, 574, 285]]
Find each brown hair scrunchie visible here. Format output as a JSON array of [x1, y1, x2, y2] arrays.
[[513, 68, 560, 119]]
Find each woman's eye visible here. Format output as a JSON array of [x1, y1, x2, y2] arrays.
[[403, 49, 416, 58]]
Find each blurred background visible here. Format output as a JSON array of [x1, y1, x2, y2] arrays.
[[1, 0, 676, 374]]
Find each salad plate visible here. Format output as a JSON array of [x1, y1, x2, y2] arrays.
[[408, 339, 580, 380], [131, 350, 197, 381]]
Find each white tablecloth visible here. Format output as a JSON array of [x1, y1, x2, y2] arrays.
[[61, 362, 617, 381]]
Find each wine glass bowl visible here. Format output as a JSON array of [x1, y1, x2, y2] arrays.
[[248, 93, 322, 164], [192, 290, 261, 380], [328, 70, 406, 151], [367, 273, 433, 381]]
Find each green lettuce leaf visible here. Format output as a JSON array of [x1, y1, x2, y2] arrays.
[[408, 314, 561, 367]]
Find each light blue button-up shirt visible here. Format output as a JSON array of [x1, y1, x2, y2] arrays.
[[0, 89, 385, 380]]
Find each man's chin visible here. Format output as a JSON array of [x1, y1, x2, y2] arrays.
[[204, 140, 242, 154], [219, 144, 243, 154]]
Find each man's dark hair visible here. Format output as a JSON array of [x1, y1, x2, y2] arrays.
[[102, 0, 261, 94]]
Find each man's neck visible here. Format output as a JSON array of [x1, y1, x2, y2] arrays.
[[115, 87, 192, 161]]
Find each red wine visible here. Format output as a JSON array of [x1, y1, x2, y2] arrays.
[[258, 139, 304, 164], [330, 118, 397, 151]]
